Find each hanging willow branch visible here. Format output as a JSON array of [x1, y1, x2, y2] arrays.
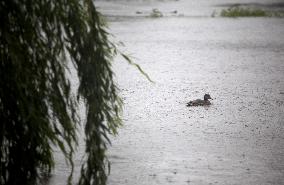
[[0, 0, 142, 184]]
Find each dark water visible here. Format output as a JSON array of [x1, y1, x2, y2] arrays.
[[49, 0, 284, 184]]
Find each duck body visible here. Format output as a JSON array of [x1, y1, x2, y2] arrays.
[[187, 94, 212, 107], [187, 99, 211, 106]]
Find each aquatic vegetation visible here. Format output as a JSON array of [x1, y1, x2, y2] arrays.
[[221, 6, 267, 17], [135, 9, 179, 18], [150, 8, 163, 18], [271, 11, 284, 17]]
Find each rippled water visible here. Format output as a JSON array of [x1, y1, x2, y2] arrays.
[[48, 0, 284, 185]]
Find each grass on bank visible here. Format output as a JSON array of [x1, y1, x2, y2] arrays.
[[220, 6, 284, 17], [221, 7, 267, 17]]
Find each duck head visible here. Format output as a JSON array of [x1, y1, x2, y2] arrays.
[[204, 94, 212, 101]]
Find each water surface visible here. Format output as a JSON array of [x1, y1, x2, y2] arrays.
[[49, 1, 284, 185]]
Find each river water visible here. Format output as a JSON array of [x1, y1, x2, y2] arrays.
[[48, 0, 284, 185]]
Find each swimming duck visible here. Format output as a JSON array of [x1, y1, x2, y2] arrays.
[[187, 94, 212, 106]]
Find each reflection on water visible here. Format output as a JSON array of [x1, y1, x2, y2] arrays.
[[49, 0, 284, 185]]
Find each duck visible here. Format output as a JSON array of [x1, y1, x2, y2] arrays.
[[187, 94, 212, 106]]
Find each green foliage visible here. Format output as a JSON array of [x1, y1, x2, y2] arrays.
[[149, 9, 163, 18], [269, 11, 284, 17], [121, 54, 153, 83], [221, 6, 267, 17], [0, 0, 127, 184]]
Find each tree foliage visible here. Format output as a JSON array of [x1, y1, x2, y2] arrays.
[[0, 0, 123, 184]]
